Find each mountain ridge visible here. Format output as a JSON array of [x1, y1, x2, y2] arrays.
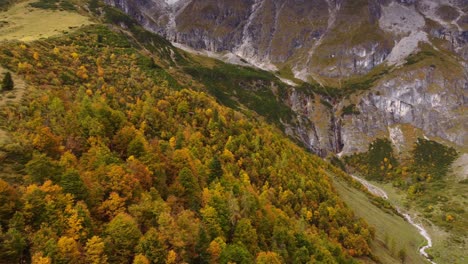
[[104, 0, 467, 79]]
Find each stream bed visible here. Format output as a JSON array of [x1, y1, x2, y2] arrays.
[[350, 175, 436, 264]]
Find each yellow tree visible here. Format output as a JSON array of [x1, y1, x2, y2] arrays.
[[31, 253, 51, 264], [85, 236, 108, 264], [133, 254, 150, 264], [56, 236, 81, 264]]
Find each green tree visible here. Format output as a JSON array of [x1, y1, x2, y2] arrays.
[[0, 228, 27, 263], [1, 72, 13, 91], [25, 153, 64, 184], [178, 167, 200, 210], [208, 157, 222, 183], [59, 170, 88, 201], [219, 243, 252, 264], [233, 218, 258, 253], [104, 213, 142, 263], [0, 179, 18, 227], [136, 228, 167, 264]]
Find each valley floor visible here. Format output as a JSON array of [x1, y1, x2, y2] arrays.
[[367, 158, 468, 264], [344, 153, 468, 264], [331, 174, 427, 264]]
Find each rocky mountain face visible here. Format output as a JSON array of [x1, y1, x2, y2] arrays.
[[105, 0, 467, 155]]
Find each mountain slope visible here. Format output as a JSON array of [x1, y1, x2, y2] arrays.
[[0, 3, 377, 263]]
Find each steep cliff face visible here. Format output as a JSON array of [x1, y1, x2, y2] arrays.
[[341, 66, 467, 154], [105, 0, 394, 79], [105, 0, 467, 155], [281, 63, 467, 156]]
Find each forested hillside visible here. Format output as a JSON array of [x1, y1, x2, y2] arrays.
[[0, 22, 374, 264]]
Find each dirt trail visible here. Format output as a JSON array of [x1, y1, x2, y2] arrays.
[[0, 66, 27, 146]]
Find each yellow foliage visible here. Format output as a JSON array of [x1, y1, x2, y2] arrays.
[[327, 206, 336, 218], [97, 65, 105, 77], [77, 65, 89, 79], [446, 214, 454, 222], [0, 28, 379, 261], [133, 254, 150, 264], [306, 210, 313, 221], [17, 61, 33, 73], [33, 51, 40, 60], [71, 52, 79, 60], [205, 108, 213, 118], [98, 192, 126, 218], [57, 236, 81, 263], [207, 240, 222, 263], [85, 236, 108, 264], [169, 137, 176, 148], [166, 250, 177, 264], [221, 149, 235, 162], [32, 253, 51, 264], [59, 151, 78, 168], [65, 205, 84, 240], [240, 171, 250, 185]]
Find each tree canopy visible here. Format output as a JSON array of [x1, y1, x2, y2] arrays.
[[0, 25, 374, 263]]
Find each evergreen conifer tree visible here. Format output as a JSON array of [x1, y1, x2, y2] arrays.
[[2, 72, 13, 91]]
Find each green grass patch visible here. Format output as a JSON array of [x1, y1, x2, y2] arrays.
[[404, 50, 437, 66], [183, 61, 294, 127], [29, 0, 76, 11], [101, 5, 186, 66], [341, 104, 360, 116], [296, 65, 390, 99]]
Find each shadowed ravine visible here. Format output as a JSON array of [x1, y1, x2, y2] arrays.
[[351, 175, 436, 263]]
